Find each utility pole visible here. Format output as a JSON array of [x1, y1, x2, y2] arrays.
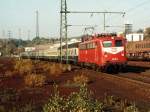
[[60, 0, 68, 63], [104, 13, 106, 31], [18, 28, 22, 59], [6, 30, 12, 56], [8, 30, 11, 39], [18, 28, 21, 47], [36, 10, 39, 38], [28, 30, 30, 41], [2, 30, 5, 38], [36, 10, 40, 60]]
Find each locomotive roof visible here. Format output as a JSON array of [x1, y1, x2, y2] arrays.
[[80, 35, 124, 44]]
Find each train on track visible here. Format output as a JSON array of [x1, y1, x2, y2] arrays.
[[126, 40, 150, 61], [21, 33, 127, 72]]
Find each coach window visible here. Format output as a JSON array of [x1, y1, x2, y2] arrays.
[[88, 43, 92, 49], [79, 44, 86, 50], [91, 43, 93, 49], [87, 43, 89, 49], [91, 43, 93, 48], [115, 40, 122, 47], [89, 43, 91, 49], [103, 41, 112, 47], [90, 43, 92, 49], [93, 43, 95, 48]]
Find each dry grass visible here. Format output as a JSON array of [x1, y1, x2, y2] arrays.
[[64, 71, 91, 87], [39, 63, 72, 77], [13, 59, 71, 77], [14, 59, 34, 76], [5, 70, 18, 77], [24, 73, 46, 87], [73, 74, 89, 85]]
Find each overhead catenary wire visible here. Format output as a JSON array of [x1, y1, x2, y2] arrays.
[[126, 0, 150, 13], [105, 0, 150, 31]]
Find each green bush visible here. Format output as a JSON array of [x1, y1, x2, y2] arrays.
[[65, 84, 103, 112], [43, 85, 65, 112], [43, 84, 140, 112], [124, 105, 139, 112], [43, 84, 103, 112]]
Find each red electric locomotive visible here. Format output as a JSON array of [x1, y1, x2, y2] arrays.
[[78, 33, 127, 72]]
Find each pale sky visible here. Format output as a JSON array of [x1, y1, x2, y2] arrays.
[[0, 0, 150, 40]]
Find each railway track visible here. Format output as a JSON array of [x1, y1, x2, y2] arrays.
[[80, 67, 150, 96], [91, 70, 150, 99], [118, 72, 150, 84], [80, 66, 150, 88], [102, 73, 150, 89]]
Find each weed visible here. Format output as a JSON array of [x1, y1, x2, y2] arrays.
[[43, 85, 65, 112], [66, 84, 103, 112], [73, 74, 89, 85], [14, 59, 34, 76], [11, 103, 36, 112], [124, 104, 139, 112], [24, 74, 46, 87], [40, 63, 72, 76], [103, 94, 139, 112], [5, 70, 18, 77], [43, 84, 103, 112], [0, 105, 5, 112], [0, 88, 18, 107]]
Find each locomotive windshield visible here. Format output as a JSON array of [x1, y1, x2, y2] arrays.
[[103, 41, 112, 47], [115, 40, 122, 47]]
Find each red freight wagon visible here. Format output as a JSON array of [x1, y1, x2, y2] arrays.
[[78, 34, 127, 71]]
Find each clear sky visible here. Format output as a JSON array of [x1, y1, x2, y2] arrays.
[[0, 0, 150, 40]]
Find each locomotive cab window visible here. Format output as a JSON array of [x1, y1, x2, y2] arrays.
[[79, 44, 86, 50], [115, 40, 122, 47], [103, 41, 112, 47]]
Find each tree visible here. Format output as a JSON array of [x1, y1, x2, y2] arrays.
[[136, 28, 143, 33], [144, 27, 150, 40]]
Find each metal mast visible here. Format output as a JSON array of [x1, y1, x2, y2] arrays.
[[28, 30, 31, 41], [60, 0, 68, 63], [8, 30, 12, 39], [36, 10, 39, 38], [18, 28, 21, 47], [2, 30, 5, 38], [36, 10, 40, 60]]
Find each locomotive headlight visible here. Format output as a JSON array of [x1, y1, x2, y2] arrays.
[[105, 55, 108, 57], [111, 37, 114, 39], [121, 53, 124, 56], [104, 52, 108, 57]]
